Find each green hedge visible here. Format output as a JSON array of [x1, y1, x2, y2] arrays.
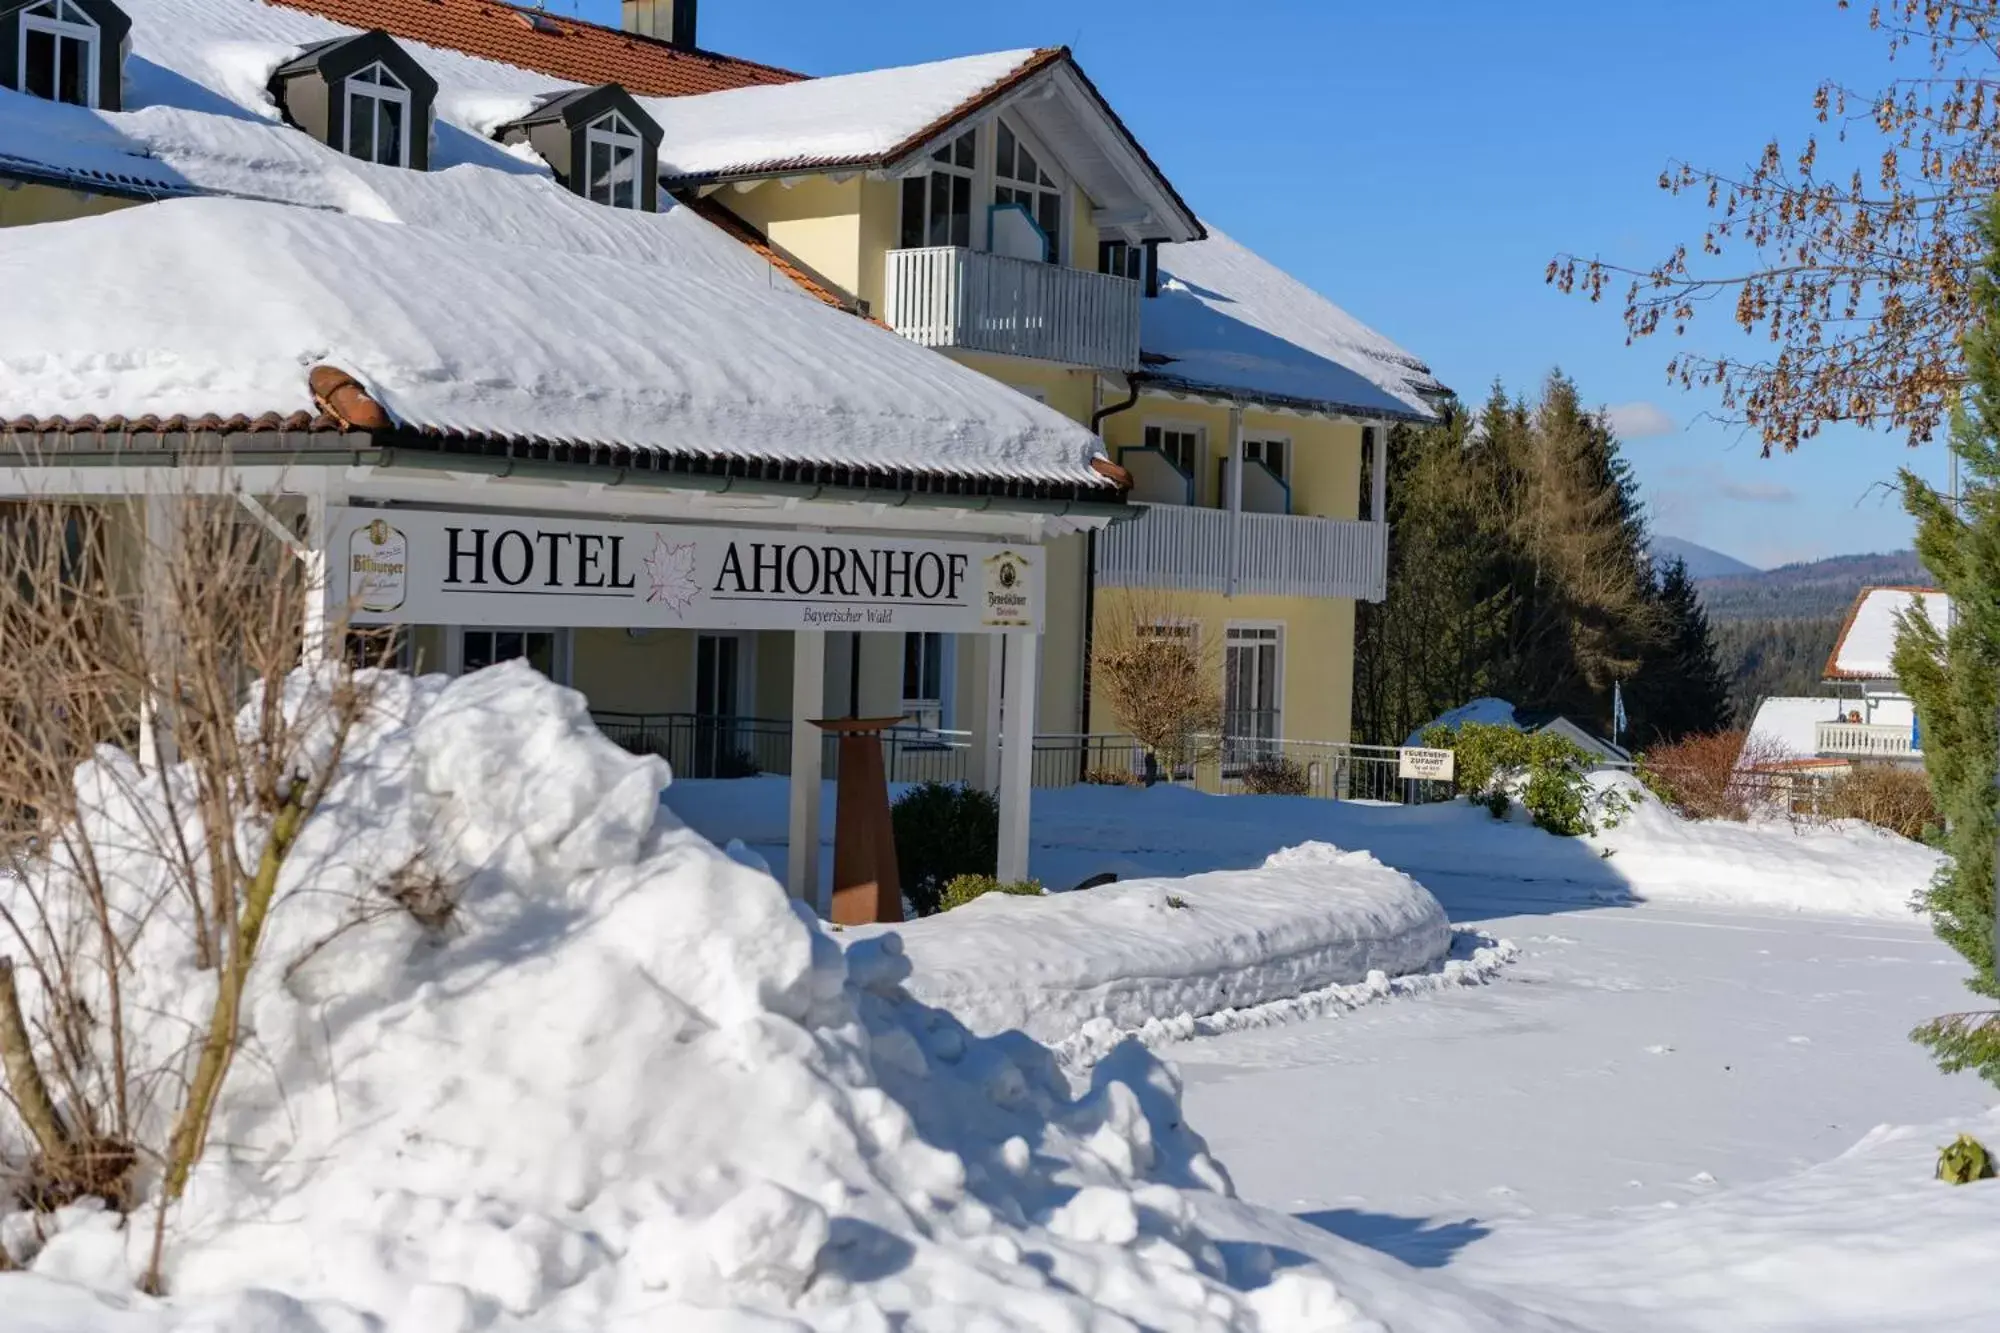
[[890, 782, 997, 916], [1421, 721, 1631, 837]]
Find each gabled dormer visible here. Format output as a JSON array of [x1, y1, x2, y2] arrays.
[[269, 30, 438, 171], [497, 85, 662, 212], [2, 0, 129, 110]]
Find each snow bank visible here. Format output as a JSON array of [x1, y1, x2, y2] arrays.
[[1451, 1106, 2000, 1332], [0, 665, 1542, 1331], [672, 773, 1940, 923], [1590, 773, 1939, 919], [846, 843, 1455, 1047]]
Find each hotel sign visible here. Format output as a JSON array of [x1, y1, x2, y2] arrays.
[[329, 507, 1044, 634]]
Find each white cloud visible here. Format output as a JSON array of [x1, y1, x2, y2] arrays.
[[1718, 479, 1797, 504], [1604, 401, 1677, 439]]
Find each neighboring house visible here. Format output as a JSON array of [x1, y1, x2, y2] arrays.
[[1818, 585, 1949, 763], [1408, 698, 1631, 765], [0, 0, 1441, 783]]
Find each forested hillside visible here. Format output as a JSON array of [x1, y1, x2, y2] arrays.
[[1696, 551, 1928, 717]]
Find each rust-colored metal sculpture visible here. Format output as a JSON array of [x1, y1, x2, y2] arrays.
[[810, 718, 904, 925]]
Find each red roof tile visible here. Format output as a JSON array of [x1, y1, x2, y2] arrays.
[[3, 411, 342, 434], [270, 0, 802, 97]]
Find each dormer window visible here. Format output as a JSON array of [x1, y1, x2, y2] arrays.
[[584, 111, 642, 209], [344, 62, 409, 167], [495, 85, 662, 213], [269, 30, 437, 172], [4, 0, 128, 110]]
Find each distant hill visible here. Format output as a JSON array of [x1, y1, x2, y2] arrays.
[[1696, 549, 1929, 622], [1652, 535, 1759, 580]]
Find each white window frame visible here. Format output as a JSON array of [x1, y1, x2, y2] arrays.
[[17, 0, 99, 108], [901, 631, 953, 732], [1243, 434, 1290, 483], [1143, 420, 1207, 497], [690, 630, 756, 718], [343, 60, 412, 168], [584, 109, 645, 210], [1223, 621, 1285, 760], [899, 126, 977, 250], [449, 626, 572, 684], [991, 115, 1067, 264]]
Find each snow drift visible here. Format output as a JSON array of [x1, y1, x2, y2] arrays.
[[0, 664, 1547, 1331], [846, 845, 1468, 1046]]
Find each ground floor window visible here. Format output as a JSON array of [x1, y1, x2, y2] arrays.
[[345, 627, 409, 671], [460, 627, 567, 682], [902, 631, 947, 730], [1224, 624, 1282, 765]]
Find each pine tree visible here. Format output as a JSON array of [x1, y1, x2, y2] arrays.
[[1628, 556, 1734, 745], [1895, 198, 2000, 1088]]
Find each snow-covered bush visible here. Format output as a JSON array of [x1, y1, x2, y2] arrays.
[[0, 493, 376, 1268], [938, 874, 1044, 911], [1426, 721, 1630, 836]]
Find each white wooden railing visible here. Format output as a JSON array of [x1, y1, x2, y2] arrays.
[[1096, 504, 1389, 601], [883, 246, 1142, 370], [1816, 720, 1918, 758]]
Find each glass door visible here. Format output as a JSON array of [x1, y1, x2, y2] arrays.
[[693, 633, 742, 778]]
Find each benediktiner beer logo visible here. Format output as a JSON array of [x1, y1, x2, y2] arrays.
[[349, 518, 408, 613], [981, 549, 1033, 628]]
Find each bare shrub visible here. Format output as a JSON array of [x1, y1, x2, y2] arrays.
[[1638, 729, 1796, 821], [0, 478, 370, 1286], [1238, 756, 1310, 796], [1823, 763, 1940, 842], [1080, 768, 1141, 788], [1090, 593, 1222, 783]]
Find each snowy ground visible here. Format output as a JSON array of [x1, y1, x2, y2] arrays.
[[675, 774, 2000, 1329]]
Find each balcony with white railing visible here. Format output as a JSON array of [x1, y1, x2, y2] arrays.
[[883, 246, 1142, 370], [1816, 720, 1919, 759], [1096, 503, 1389, 601]]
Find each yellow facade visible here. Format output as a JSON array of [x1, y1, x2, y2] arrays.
[[0, 184, 138, 227]]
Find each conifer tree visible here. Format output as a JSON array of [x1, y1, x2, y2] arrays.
[[1896, 199, 2000, 1089], [1628, 556, 1734, 745]]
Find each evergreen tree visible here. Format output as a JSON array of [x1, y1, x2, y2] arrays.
[[1895, 199, 2000, 1089], [1628, 556, 1734, 745]]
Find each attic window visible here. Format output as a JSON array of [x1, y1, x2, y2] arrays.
[[585, 110, 643, 209], [18, 0, 98, 107], [344, 61, 411, 167]]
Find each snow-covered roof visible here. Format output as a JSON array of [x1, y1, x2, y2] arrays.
[[1744, 697, 1842, 761], [1145, 227, 1443, 421], [649, 49, 1050, 180], [1826, 587, 1951, 681], [1406, 698, 1517, 746], [0, 0, 1118, 490], [1, 197, 1112, 485]]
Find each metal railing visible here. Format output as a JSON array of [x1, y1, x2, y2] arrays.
[[1096, 503, 1389, 601], [882, 245, 1142, 370], [595, 713, 1454, 806], [1816, 720, 1918, 759]]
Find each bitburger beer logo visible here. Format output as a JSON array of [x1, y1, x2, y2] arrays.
[[348, 518, 408, 613], [981, 549, 1033, 628]]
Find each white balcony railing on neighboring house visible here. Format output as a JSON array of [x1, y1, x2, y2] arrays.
[[883, 246, 1142, 370], [1096, 504, 1389, 601], [1816, 720, 1919, 759]]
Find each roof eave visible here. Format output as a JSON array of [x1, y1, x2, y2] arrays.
[[1134, 371, 1439, 424]]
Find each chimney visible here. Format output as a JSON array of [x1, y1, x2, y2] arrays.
[[621, 0, 699, 50]]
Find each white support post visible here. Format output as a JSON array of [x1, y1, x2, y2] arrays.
[[138, 490, 181, 774], [1225, 405, 1245, 597], [995, 629, 1039, 884], [300, 488, 331, 667], [977, 634, 1004, 792], [788, 629, 826, 910]]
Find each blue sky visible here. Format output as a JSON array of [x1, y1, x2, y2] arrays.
[[571, 0, 1948, 568]]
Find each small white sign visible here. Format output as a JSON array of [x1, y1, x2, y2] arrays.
[[1399, 746, 1456, 781], [347, 517, 408, 613]]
